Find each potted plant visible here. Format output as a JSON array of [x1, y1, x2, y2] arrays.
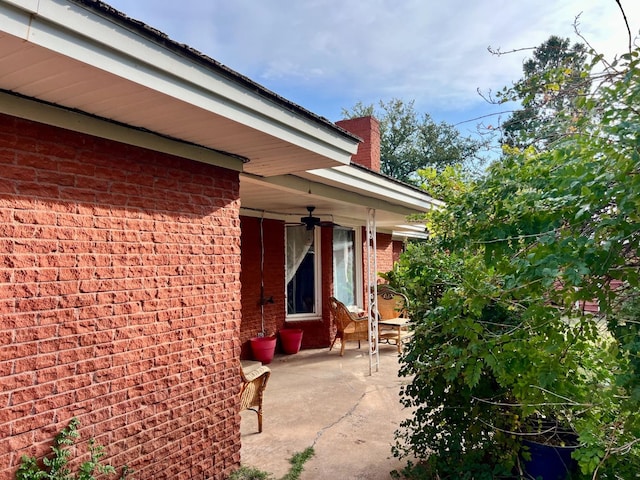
[[519, 415, 579, 480]]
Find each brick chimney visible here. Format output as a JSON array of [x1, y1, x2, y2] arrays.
[[335, 116, 380, 173]]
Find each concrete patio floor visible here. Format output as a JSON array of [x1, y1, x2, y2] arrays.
[[240, 344, 416, 479]]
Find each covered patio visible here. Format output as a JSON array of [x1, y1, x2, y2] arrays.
[[238, 115, 442, 366], [240, 345, 416, 479]]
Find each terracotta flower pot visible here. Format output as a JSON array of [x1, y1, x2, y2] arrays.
[[279, 329, 303, 354], [250, 336, 277, 364]]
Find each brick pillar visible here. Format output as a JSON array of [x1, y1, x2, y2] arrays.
[[335, 116, 380, 172]]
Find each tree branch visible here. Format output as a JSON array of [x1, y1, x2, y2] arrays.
[[615, 0, 633, 53]]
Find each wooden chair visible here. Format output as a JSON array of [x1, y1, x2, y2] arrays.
[[376, 285, 413, 353], [240, 361, 271, 433], [329, 296, 369, 356]]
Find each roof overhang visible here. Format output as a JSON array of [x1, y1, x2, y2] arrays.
[[240, 165, 443, 239], [0, 0, 359, 176], [0, 0, 443, 240]]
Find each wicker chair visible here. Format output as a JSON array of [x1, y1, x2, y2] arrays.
[[376, 285, 409, 320], [329, 296, 369, 356], [376, 285, 413, 353], [240, 362, 271, 433]]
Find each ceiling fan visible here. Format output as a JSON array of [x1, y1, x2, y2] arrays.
[[300, 205, 321, 230], [291, 206, 338, 230]]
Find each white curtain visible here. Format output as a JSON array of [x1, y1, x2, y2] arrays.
[[333, 228, 356, 306], [286, 226, 313, 284]]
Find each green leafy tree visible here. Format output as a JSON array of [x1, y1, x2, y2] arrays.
[[341, 98, 484, 183], [413, 164, 474, 205], [498, 35, 591, 150], [392, 46, 640, 479]]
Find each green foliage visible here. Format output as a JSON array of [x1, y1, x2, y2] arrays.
[[16, 418, 127, 480], [413, 164, 474, 205], [279, 447, 314, 480], [228, 466, 272, 480], [393, 46, 640, 479], [390, 248, 525, 478], [341, 98, 485, 183], [228, 448, 314, 480], [498, 35, 591, 150]]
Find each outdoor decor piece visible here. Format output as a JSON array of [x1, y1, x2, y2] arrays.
[[240, 362, 271, 433], [250, 336, 277, 364], [365, 208, 380, 375], [279, 328, 304, 354]]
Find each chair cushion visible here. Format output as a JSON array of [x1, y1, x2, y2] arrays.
[[243, 365, 271, 382], [241, 360, 263, 375]]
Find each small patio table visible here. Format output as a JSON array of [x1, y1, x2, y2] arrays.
[[378, 317, 413, 353]]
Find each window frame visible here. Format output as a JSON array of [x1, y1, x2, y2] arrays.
[[332, 226, 363, 310], [285, 225, 322, 321]]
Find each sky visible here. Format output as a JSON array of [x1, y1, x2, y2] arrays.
[[105, 0, 640, 137]]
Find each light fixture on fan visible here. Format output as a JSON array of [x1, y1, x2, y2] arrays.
[[300, 206, 321, 230]]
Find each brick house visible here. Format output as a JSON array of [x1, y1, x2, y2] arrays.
[[238, 114, 441, 354], [0, 1, 441, 479]]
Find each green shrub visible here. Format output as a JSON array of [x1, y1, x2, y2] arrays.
[[390, 46, 640, 479], [16, 418, 129, 480]]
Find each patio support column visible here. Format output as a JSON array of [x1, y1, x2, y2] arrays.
[[366, 208, 380, 374]]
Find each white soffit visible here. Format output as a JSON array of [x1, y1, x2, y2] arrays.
[[239, 167, 437, 238], [303, 165, 445, 212], [241, 172, 429, 218], [0, 91, 246, 171], [0, 0, 359, 176]]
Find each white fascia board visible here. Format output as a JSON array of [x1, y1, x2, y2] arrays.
[[242, 173, 423, 216], [1, 0, 358, 162], [393, 230, 429, 240], [306, 165, 445, 212], [0, 91, 245, 171]]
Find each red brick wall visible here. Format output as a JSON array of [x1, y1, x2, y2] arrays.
[[239, 216, 285, 355], [335, 117, 380, 172], [375, 233, 395, 277], [393, 240, 404, 265], [0, 114, 242, 479]]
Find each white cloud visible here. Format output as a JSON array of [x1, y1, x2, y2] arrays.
[[106, 0, 640, 123]]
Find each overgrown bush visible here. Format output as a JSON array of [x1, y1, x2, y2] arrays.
[[390, 243, 631, 478], [390, 46, 640, 479]]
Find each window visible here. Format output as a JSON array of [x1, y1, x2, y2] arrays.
[[286, 226, 320, 318], [333, 227, 362, 308]]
